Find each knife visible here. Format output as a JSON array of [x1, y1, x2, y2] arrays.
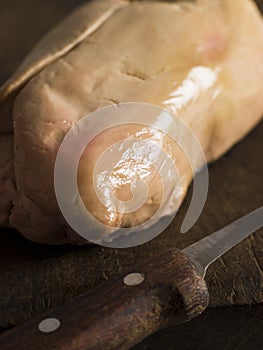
[[0, 207, 262, 350]]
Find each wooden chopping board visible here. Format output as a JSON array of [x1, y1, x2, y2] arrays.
[[0, 0, 262, 330]]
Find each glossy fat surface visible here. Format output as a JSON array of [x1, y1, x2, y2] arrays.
[[2, 0, 263, 243]]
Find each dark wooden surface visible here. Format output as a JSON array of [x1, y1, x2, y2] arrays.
[[0, 0, 262, 349], [133, 304, 263, 350], [0, 249, 209, 350]]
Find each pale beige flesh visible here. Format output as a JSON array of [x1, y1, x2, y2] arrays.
[[0, 0, 263, 244]]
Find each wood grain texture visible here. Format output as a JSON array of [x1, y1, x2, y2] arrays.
[[0, 0, 262, 333], [0, 249, 208, 350], [132, 304, 263, 350]]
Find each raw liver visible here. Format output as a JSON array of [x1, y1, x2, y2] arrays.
[[0, 0, 262, 330]]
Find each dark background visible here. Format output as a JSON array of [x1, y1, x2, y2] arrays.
[[0, 0, 262, 349]]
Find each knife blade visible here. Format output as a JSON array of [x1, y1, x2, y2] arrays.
[[0, 207, 262, 350], [183, 206, 263, 277]]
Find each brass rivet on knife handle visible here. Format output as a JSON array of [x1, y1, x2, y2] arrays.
[[0, 248, 208, 350]]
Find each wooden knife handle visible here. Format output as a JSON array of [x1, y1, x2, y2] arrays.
[[0, 248, 209, 350]]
